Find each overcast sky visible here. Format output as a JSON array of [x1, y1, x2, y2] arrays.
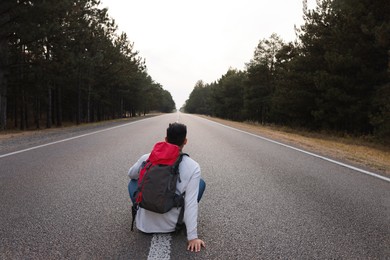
[[100, 0, 316, 108]]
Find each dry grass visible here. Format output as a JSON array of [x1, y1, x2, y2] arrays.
[[200, 115, 390, 176]]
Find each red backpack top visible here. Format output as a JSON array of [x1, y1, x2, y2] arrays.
[[137, 141, 180, 189]]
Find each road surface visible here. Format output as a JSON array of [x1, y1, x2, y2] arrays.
[[1, 113, 389, 259]]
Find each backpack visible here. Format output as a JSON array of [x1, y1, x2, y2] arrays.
[[131, 142, 188, 232]]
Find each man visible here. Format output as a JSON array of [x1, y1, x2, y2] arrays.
[[128, 122, 206, 252]]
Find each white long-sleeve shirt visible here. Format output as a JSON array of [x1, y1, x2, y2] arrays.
[[128, 153, 201, 241]]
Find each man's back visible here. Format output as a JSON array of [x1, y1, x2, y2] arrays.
[[128, 154, 201, 240], [127, 122, 205, 252]]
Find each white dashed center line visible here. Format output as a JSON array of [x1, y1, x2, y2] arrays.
[[147, 234, 172, 260]]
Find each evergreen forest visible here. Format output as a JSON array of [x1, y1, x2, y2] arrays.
[[184, 0, 389, 142], [0, 0, 176, 131]]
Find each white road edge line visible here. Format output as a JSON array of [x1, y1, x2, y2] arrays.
[[0, 118, 154, 159], [200, 116, 390, 183]]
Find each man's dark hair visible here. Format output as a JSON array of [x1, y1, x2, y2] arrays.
[[166, 123, 187, 146]]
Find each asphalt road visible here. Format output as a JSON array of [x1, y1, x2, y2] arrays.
[[1, 113, 389, 259]]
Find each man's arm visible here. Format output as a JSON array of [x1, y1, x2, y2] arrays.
[[183, 163, 206, 252], [128, 154, 149, 179], [183, 164, 200, 241]]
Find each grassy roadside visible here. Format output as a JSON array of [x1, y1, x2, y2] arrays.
[[199, 115, 390, 177]]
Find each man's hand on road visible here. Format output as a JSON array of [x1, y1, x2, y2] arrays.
[[187, 238, 205, 252]]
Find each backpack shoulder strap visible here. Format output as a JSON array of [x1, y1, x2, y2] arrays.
[[175, 203, 185, 233], [173, 153, 189, 173], [174, 153, 189, 233]]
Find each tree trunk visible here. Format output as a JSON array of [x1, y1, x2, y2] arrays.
[[13, 97, 17, 128], [120, 98, 122, 118], [52, 86, 57, 126], [0, 83, 7, 130], [57, 85, 62, 127], [0, 44, 7, 130], [0, 10, 9, 130], [20, 44, 26, 130], [34, 96, 40, 129], [47, 86, 52, 128], [77, 68, 82, 125], [97, 103, 102, 121], [20, 90, 26, 130], [24, 99, 28, 129], [87, 84, 91, 123]]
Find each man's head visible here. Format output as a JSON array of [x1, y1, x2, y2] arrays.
[[166, 122, 187, 147]]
